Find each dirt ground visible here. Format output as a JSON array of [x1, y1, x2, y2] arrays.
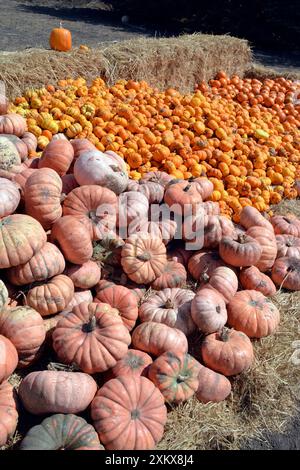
[[1, 0, 300, 452]]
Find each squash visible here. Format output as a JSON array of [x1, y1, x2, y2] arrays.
[[164, 180, 203, 215], [271, 215, 300, 237], [151, 261, 187, 290], [0, 136, 22, 171], [246, 225, 277, 272], [276, 235, 300, 259], [39, 139, 74, 176], [188, 250, 226, 281], [271, 257, 300, 291], [219, 233, 262, 267], [118, 191, 149, 229], [64, 260, 101, 289], [0, 114, 27, 137], [191, 288, 227, 334], [50, 23, 72, 52], [0, 280, 8, 311], [110, 349, 152, 378], [240, 206, 273, 231], [200, 266, 238, 303]]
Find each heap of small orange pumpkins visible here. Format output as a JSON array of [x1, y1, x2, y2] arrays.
[[7, 72, 300, 222], [1, 98, 300, 450]]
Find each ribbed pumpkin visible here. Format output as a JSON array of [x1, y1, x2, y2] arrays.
[[71, 138, 95, 159], [246, 226, 277, 272], [164, 180, 203, 215], [91, 376, 167, 450], [128, 219, 177, 246], [118, 191, 149, 229], [196, 365, 231, 403], [271, 215, 300, 237], [240, 206, 273, 231], [39, 139, 74, 176], [64, 260, 101, 289], [0, 381, 18, 447], [0, 214, 46, 269], [191, 288, 227, 334], [7, 242, 65, 286], [0, 306, 45, 368], [271, 257, 300, 291], [276, 235, 300, 259], [239, 266, 276, 297], [0, 113, 27, 136], [22, 132, 38, 153], [0, 334, 18, 383], [148, 352, 201, 404], [200, 266, 238, 303], [67, 289, 93, 309], [24, 168, 62, 229], [0, 178, 20, 218], [219, 233, 262, 267], [52, 302, 131, 373], [141, 170, 173, 187], [20, 414, 103, 450], [110, 349, 152, 378], [188, 250, 226, 281], [151, 261, 187, 290], [26, 274, 74, 316]]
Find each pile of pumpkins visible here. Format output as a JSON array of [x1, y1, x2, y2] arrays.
[[0, 110, 300, 450]]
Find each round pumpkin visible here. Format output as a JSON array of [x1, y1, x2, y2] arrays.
[[193, 177, 214, 200], [271, 257, 300, 291], [191, 288, 227, 334], [0, 136, 21, 171], [110, 349, 152, 378], [26, 274, 74, 317], [91, 376, 167, 450], [71, 138, 95, 159], [20, 414, 103, 450], [201, 328, 254, 376], [0, 114, 27, 137], [139, 288, 195, 336], [12, 167, 36, 199], [18, 370, 97, 415], [0, 214, 47, 269], [240, 206, 273, 231], [39, 140, 74, 176], [227, 290, 280, 338], [0, 381, 18, 447], [64, 260, 101, 289], [22, 132, 38, 153], [271, 215, 300, 237], [67, 289, 93, 309], [219, 233, 262, 267], [246, 225, 277, 272], [94, 282, 138, 331], [151, 261, 187, 290], [118, 191, 149, 229], [7, 242, 65, 286], [142, 171, 173, 187], [0, 334, 18, 383], [121, 234, 167, 284], [0, 178, 20, 218], [148, 351, 201, 404], [51, 215, 93, 264], [196, 365, 231, 403], [188, 250, 226, 281], [239, 266, 277, 297], [164, 180, 203, 215], [52, 302, 131, 373], [203, 215, 236, 248], [131, 321, 188, 357], [24, 168, 62, 229], [0, 306, 45, 368], [201, 266, 238, 303], [276, 235, 300, 259], [1, 134, 28, 160]]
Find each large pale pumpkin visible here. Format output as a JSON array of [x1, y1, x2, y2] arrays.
[[0, 114, 27, 137], [39, 140, 74, 176], [24, 168, 63, 229], [118, 191, 149, 229], [191, 288, 227, 334], [91, 376, 167, 450], [26, 274, 74, 316], [0, 136, 22, 171], [18, 370, 97, 415], [0, 214, 47, 269], [0, 306, 45, 368], [52, 302, 131, 373], [0, 334, 18, 383], [121, 234, 167, 284], [0, 178, 20, 218], [0, 381, 18, 447], [7, 242, 65, 286]]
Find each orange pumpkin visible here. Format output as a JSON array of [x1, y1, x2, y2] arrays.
[[49, 23, 72, 52]]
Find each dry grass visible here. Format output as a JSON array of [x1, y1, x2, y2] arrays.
[[246, 62, 300, 81], [0, 34, 251, 98]]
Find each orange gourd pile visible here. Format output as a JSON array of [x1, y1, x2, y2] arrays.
[[9, 72, 300, 222]]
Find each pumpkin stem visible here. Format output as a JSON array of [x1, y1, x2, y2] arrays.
[[176, 374, 187, 383], [216, 305, 221, 314], [165, 298, 174, 309], [201, 272, 210, 283], [183, 183, 191, 192], [137, 252, 151, 261], [237, 233, 247, 244], [82, 315, 97, 333], [219, 327, 230, 342]]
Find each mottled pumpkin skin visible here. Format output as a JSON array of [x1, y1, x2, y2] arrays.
[[272, 257, 300, 291], [20, 414, 103, 450], [239, 266, 276, 297], [0, 381, 18, 447], [164, 180, 203, 215], [271, 215, 300, 238], [39, 140, 74, 176], [151, 261, 187, 290], [246, 226, 277, 272], [64, 260, 101, 289], [110, 349, 152, 378], [148, 351, 201, 404], [0, 334, 18, 383], [91, 376, 167, 450], [196, 365, 231, 403], [240, 206, 273, 231], [219, 234, 262, 267], [0, 177, 20, 218]]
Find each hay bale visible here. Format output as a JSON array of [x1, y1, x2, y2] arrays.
[[0, 34, 251, 98], [246, 62, 300, 81]]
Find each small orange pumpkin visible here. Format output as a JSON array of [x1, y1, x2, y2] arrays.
[[49, 23, 72, 52]]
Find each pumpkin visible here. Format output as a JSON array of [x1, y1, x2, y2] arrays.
[[201, 266, 238, 303], [139, 288, 195, 336], [0, 178, 20, 218], [64, 260, 101, 289], [121, 234, 167, 284], [239, 266, 276, 297], [52, 302, 131, 373], [19, 370, 97, 415], [142, 171, 173, 187], [7, 242, 65, 286], [196, 365, 231, 403], [151, 261, 187, 290], [219, 233, 262, 267], [0, 381, 18, 447], [182, 209, 206, 249], [20, 414, 103, 450], [240, 206, 273, 231], [191, 288, 227, 334], [61, 174, 78, 195], [49, 23, 72, 52], [12, 168, 36, 199], [26, 274, 74, 317], [92, 233, 124, 267], [193, 177, 214, 200], [110, 349, 152, 378], [39, 140, 74, 176], [0, 95, 8, 115], [271, 215, 300, 237], [0, 214, 47, 269], [271, 257, 300, 291], [118, 191, 149, 229], [0, 280, 8, 311], [202, 201, 220, 215], [0, 306, 45, 368], [246, 226, 277, 273], [164, 180, 203, 215], [22, 132, 38, 153], [71, 138, 95, 159], [74, 150, 128, 195], [91, 376, 167, 450], [131, 180, 165, 204], [167, 245, 192, 266], [24, 168, 63, 229], [203, 215, 236, 248], [51, 215, 93, 264], [67, 289, 93, 309], [94, 282, 138, 331], [148, 351, 201, 404], [188, 250, 226, 281], [0, 335, 18, 383], [276, 235, 300, 259], [227, 290, 280, 338], [0, 114, 27, 137], [128, 219, 177, 245], [131, 321, 188, 357], [0, 136, 22, 171], [63, 185, 118, 240], [1, 134, 28, 160], [201, 327, 254, 376]]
